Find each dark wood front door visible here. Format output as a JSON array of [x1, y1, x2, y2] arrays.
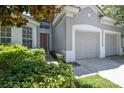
[[40, 33, 48, 51]]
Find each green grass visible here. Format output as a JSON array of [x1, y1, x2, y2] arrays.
[[75, 74, 120, 88]]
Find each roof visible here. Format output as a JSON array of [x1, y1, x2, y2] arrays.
[[23, 14, 40, 26], [53, 5, 119, 26], [96, 5, 118, 21]]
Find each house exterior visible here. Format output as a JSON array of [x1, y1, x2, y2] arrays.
[[52, 5, 123, 62], [0, 16, 52, 52], [0, 5, 123, 63]]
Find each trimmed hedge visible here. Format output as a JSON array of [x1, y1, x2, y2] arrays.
[[0, 62, 74, 88], [0, 44, 27, 64], [0, 44, 45, 67], [0, 44, 74, 88]]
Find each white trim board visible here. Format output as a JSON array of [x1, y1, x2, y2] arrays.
[[104, 30, 121, 34], [65, 25, 122, 62], [66, 24, 103, 62], [104, 30, 122, 55], [52, 11, 65, 26]]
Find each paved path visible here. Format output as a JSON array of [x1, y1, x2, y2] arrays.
[[74, 56, 124, 87]]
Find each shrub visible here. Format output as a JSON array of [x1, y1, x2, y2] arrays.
[[0, 61, 74, 88], [23, 49, 45, 64], [0, 44, 74, 88], [27, 49, 45, 61], [0, 44, 27, 65], [0, 44, 45, 68], [49, 50, 58, 59], [49, 50, 65, 63], [56, 53, 65, 63]]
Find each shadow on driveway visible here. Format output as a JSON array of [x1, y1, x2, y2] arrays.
[[74, 56, 124, 77]]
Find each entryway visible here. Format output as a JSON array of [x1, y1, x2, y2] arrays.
[[40, 33, 49, 52]]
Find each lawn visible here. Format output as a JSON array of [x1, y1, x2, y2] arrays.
[[75, 74, 120, 88]]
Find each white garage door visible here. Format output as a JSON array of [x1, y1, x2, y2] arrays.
[[75, 31, 100, 60], [105, 33, 118, 56]]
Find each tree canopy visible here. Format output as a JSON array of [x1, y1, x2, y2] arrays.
[[101, 5, 124, 21], [0, 5, 61, 27], [101, 5, 124, 35]]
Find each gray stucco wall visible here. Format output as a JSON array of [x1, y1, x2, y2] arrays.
[[53, 16, 66, 53], [66, 7, 122, 50]]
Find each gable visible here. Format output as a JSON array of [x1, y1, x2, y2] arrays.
[[71, 7, 100, 25], [78, 6, 118, 27], [53, 5, 121, 28], [79, 5, 104, 15]]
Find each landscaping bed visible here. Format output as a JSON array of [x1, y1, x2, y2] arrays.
[[0, 44, 74, 88], [0, 44, 120, 88]]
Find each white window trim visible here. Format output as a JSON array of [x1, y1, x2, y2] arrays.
[[0, 27, 11, 43], [23, 38, 32, 40], [0, 37, 11, 38], [22, 26, 33, 48]]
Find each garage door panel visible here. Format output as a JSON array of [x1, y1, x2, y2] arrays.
[[75, 31, 99, 59], [105, 34, 117, 56]]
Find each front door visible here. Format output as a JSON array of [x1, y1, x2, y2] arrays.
[[40, 33, 48, 52]]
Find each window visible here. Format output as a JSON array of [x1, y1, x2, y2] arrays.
[[22, 26, 32, 48], [0, 27, 11, 43], [40, 21, 50, 29]]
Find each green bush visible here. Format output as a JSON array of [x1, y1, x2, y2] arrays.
[[56, 53, 65, 63], [0, 44, 74, 88], [0, 44, 45, 64], [0, 44, 27, 64], [27, 49, 45, 62], [0, 61, 74, 88], [49, 50, 65, 63]]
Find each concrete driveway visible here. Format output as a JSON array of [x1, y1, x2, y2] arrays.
[[74, 56, 124, 87]]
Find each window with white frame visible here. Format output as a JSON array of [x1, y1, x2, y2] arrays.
[[22, 26, 32, 48], [0, 27, 11, 43]]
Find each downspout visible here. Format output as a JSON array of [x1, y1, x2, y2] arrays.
[[49, 22, 53, 50], [36, 26, 39, 48]]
